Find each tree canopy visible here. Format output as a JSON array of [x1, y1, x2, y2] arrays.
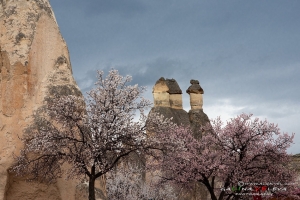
[[12, 69, 173, 200], [152, 113, 298, 200]]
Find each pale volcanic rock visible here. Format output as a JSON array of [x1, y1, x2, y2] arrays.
[[186, 80, 209, 140], [152, 77, 183, 109], [186, 79, 204, 110], [152, 77, 171, 107], [0, 0, 85, 199], [151, 77, 189, 126], [165, 79, 183, 110]]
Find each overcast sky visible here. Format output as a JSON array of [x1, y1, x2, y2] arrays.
[[49, 0, 300, 154]]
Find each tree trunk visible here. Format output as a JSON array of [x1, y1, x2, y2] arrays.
[[201, 179, 218, 200], [89, 177, 96, 200], [209, 190, 218, 200]]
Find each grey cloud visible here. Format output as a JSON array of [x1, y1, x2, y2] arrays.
[[49, 0, 300, 153], [84, 0, 147, 18]]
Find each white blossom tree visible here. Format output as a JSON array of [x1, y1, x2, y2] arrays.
[[106, 162, 177, 200], [13, 69, 173, 200]]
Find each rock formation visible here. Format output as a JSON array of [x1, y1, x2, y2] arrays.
[[186, 79, 204, 110], [149, 77, 210, 200], [153, 77, 183, 109], [151, 77, 190, 126], [0, 0, 91, 199], [151, 77, 209, 136], [186, 79, 209, 140]]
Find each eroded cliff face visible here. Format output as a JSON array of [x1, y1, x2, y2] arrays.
[[0, 0, 82, 199]]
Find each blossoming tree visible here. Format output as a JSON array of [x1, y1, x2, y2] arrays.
[[154, 113, 298, 200], [106, 162, 177, 200], [13, 69, 173, 200]]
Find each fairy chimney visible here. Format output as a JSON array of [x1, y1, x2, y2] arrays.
[[186, 79, 209, 141], [149, 78, 209, 200], [152, 77, 170, 107], [166, 79, 183, 109], [186, 79, 204, 110], [151, 77, 190, 125], [0, 0, 106, 199], [152, 77, 183, 109]]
